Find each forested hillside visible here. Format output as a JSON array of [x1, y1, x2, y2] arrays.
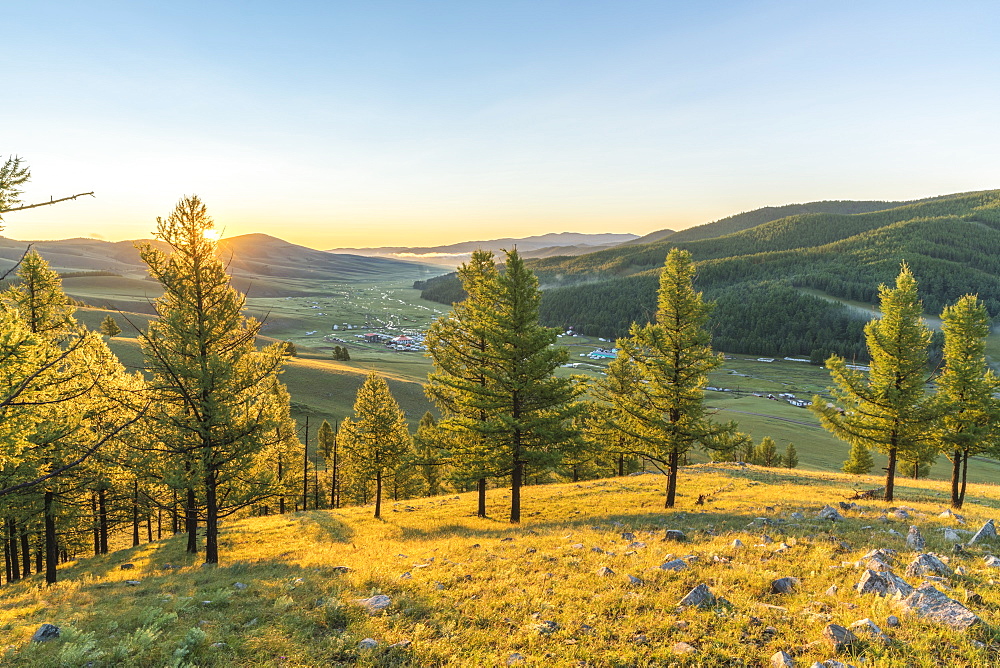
[[419, 190, 1000, 359]]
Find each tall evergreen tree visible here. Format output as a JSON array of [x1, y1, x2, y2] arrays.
[[812, 264, 934, 502], [425, 250, 502, 517], [412, 411, 447, 497], [755, 437, 778, 467], [138, 195, 289, 564], [340, 371, 410, 518], [935, 295, 1000, 508], [594, 249, 732, 508], [99, 314, 122, 338], [842, 442, 874, 475], [476, 250, 583, 523], [782, 442, 798, 468]]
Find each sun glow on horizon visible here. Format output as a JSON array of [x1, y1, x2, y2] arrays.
[[203, 229, 222, 242]]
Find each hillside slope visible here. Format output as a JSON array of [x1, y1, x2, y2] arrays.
[[5, 466, 999, 666], [422, 190, 1000, 359]]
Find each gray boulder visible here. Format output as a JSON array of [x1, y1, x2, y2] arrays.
[[358, 638, 378, 650], [943, 528, 962, 543], [896, 584, 981, 630], [855, 569, 913, 597], [818, 505, 843, 521], [664, 529, 687, 542], [984, 555, 1000, 568], [771, 650, 795, 667], [906, 526, 925, 551], [533, 620, 559, 635], [967, 519, 996, 546], [31, 624, 60, 642], [822, 623, 857, 652], [905, 553, 952, 577], [596, 566, 615, 577], [356, 594, 392, 614], [848, 618, 889, 643], [770, 577, 799, 594], [659, 559, 688, 572], [679, 583, 716, 608]]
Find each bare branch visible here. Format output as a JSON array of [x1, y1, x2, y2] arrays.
[[0, 192, 95, 213]]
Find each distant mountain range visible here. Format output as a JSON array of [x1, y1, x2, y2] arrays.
[[327, 232, 642, 265], [418, 190, 1000, 361]]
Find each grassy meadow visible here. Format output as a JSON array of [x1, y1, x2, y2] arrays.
[[4, 465, 1000, 666]]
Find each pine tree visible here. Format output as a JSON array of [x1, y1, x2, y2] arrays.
[[812, 264, 934, 502], [783, 442, 798, 468], [99, 314, 122, 338], [595, 249, 733, 508], [755, 437, 778, 467], [425, 250, 503, 517], [138, 196, 289, 564], [475, 250, 584, 523], [340, 371, 410, 518], [935, 295, 1000, 508], [842, 442, 874, 475], [412, 411, 447, 497]]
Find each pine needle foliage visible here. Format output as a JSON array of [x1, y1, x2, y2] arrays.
[[137, 195, 290, 564], [340, 371, 410, 519], [842, 441, 874, 475], [935, 294, 1000, 508], [594, 248, 733, 507], [812, 264, 935, 501]]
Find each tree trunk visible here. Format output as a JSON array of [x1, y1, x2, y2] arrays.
[[4, 540, 11, 583], [572, 463, 579, 483], [7, 518, 19, 581], [950, 450, 962, 508], [278, 455, 286, 514], [331, 433, 339, 508], [618, 452, 625, 477], [91, 493, 100, 556], [374, 469, 383, 519], [98, 488, 109, 554], [44, 491, 57, 584], [884, 447, 897, 503], [20, 527, 30, 576], [477, 478, 487, 518], [511, 459, 523, 523], [205, 470, 219, 565], [132, 480, 140, 547], [959, 448, 970, 506], [171, 489, 179, 534], [185, 487, 198, 554], [302, 416, 310, 512], [665, 449, 679, 508]]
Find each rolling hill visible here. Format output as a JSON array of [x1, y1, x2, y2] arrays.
[[419, 190, 1000, 361]]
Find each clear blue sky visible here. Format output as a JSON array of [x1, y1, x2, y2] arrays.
[[5, 1, 999, 248]]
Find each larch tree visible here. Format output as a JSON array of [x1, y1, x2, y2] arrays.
[[935, 295, 1000, 508], [412, 411, 448, 497], [811, 264, 935, 502], [842, 442, 874, 475], [424, 250, 503, 517], [99, 314, 122, 338], [340, 371, 410, 519], [138, 195, 289, 564], [594, 249, 732, 508], [475, 249, 584, 523]]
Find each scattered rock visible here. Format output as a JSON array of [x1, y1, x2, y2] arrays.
[[849, 618, 889, 643], [621, 532, 636, 542], [731, 539, 745, 548], [331, 565, 350, 573], [839, 502, 860, 511], [897, 584, 982, 630], [627, 575, 644, 586], [506, 653, 527, 666], [966, 591, 984, 605], [533, 620, 559, 635], [628, 541, 647, 549], [525, 547, 536, 554], [358, 638, 378, 650], [886, 615, 900, 627], [856, 549, 896, 571], [818, 505, 843, 521], [233, 582, 248, 590], [388, 639, 412, 649], [893, 509, 911, 520], [822, 624, 857, 652], [820, 661, 858, 668], [825, 585, 838, 597], [671, 641, 698, 655], [967, 519, 996, 546], [855, 569, 913, 597], [570, 543, 584, 550], [906, 526, 926, 551], [983, 555, 1000, 568], [770, 577, 799, 594], [760, 534, 774, 545], [500, 537, 513, 542], [887, 529, 902, 538], [125, 580, 142, 586], [631, 632, 649, 646], [659, 559, 688, 572], [211, 642, 228, 649], [943, 528, 962, 543], [790, 512, 805, 520], [399, 572, 412, 579], [597, 566, 615, 577], [664, 529, 687, 542], [356, 594, 392, 614], [679, 583, 716, 608], [591, 546, 604, 554], [906, 553, 952, 577], [31, 624, 60, 642], [120, 563, 135, 570], [771, 650, 795, 667]]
